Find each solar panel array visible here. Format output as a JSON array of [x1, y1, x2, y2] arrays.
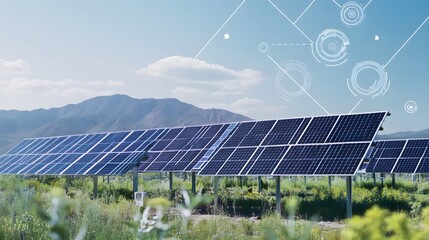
[[366, 139, 429, 174], [139, 123, 232, 172], [196, 112, 387, 176], [0, 129, 166, 175], [0, 111, 387, 176]]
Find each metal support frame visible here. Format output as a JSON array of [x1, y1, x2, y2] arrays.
[[169, 172, 173, 190], [214, 177, 219, 212], [191, 172, 196, 194], [258, 176, 262, 192], [93, 175, 98, 199], [276, 176, 281, 214], [346, 176, 352, 218], [372, 172, 376, 185], [328, 176, 332, 191], [132, 166, 139, 193], [239, 176, 243, 188], [391, 173, 396, 188]]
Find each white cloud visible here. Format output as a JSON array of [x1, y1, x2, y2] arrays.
[[171, 87, 207, 97], [137, 56, 264, 92], [199, 97, 287, 119], [0, 59, 31, 73], [86, 80, 125, 87]]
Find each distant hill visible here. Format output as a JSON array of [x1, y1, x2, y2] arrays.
[[0, 94, 250, 153], [376, 129, 429, 140]]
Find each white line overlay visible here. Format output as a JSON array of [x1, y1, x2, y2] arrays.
[[384, 16, 429, 68], [267, 54, 330, 115], [194, 0, 247, 60]]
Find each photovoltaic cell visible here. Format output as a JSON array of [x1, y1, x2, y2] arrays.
[[140, 123, 233, 172], [0, 128, 166, 175], [198, 112, 387, 176], [367, 139, 429, 174]]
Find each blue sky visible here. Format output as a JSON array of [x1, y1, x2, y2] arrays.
[[0, 0, 428, 133]]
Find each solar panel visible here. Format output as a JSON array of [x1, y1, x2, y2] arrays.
[[367, 139, 429, 174], [140, 123, 234, 172], [0, 128, 166, 175], [197, 112, 387, 176]]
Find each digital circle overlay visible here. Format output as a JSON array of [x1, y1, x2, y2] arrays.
[[275, 60, 311, 101], [347, 61, 390, 98], [313, 29, 350, 66], [258, 42, 269, 53], [341, 1, 365, 26], [404, 101, 418, 114]]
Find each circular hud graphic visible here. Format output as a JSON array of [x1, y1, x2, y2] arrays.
[[341, 1, 365, 26], [258, 42, 269, 52], [313, 29, 350, 66], [404, 101, 418, 114], [275, 60, 311, 101], [347, 61, 390, 98]]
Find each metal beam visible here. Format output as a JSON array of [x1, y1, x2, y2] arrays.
[[346, 176, 352, 218], [93, 175, 98, 199], [191, 172, 196, 194], [391, 173, 396, 188], [169, 172, 173, 190], [276, 176, 281, 214], [214, 177, 219, 212], [132, 166, 139, 193], [258, 176, 262, 192], [328, 176, 332, 191]]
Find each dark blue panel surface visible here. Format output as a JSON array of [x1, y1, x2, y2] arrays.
[[222, 122, 256, 148], [261, 119, 303, 146], [393, 158, 420, 173], [239, 121, 275, 147], [314, 143, 369, 175], [289, 118, 311, 144], [327, 112, 386, 143], [199, 148, 235, 175], [298, 116, 338, 144], [274, 145, 330, 175], [217, 148, 257, 175], [247, 146, 289, 175]]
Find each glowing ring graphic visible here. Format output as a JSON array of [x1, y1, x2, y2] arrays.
[[275, 60, 311, 101], [313, 29, 349, 66], [341, 1, 365, 26], [404, 101, 417, 114], [347, 61, 389, 98], [258, 42, 269, 52]]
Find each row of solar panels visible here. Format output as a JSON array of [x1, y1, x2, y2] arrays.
[[0, 111, 388, 176], [365, 139, 429, 174]]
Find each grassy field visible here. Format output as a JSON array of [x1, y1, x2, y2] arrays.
[[1, 173, 429, 239]]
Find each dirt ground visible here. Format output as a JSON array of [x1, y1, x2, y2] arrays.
[[190, 214, 345, 229]]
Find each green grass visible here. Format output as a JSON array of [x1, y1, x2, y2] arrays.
[[1, 174, 429, 239]]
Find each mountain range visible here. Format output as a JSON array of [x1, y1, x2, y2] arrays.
[[0, 95, 250, 153], [0, 94, 427, 153]]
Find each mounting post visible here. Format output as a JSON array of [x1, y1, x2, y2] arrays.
[[346, 176, 352, 218], [258, 176, 262, 192], [132, 166, 139, 193], [391, 173, 396, 188], [93, 175, 98, 199], [276, 176, 281, 214], [169, 172, 173, 190], [239, 176, 243, 188], [214, 177, 219, 212], [328, 176, 332, 191], [372, 172, 376, 185], [191, 172, 196, 194]]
